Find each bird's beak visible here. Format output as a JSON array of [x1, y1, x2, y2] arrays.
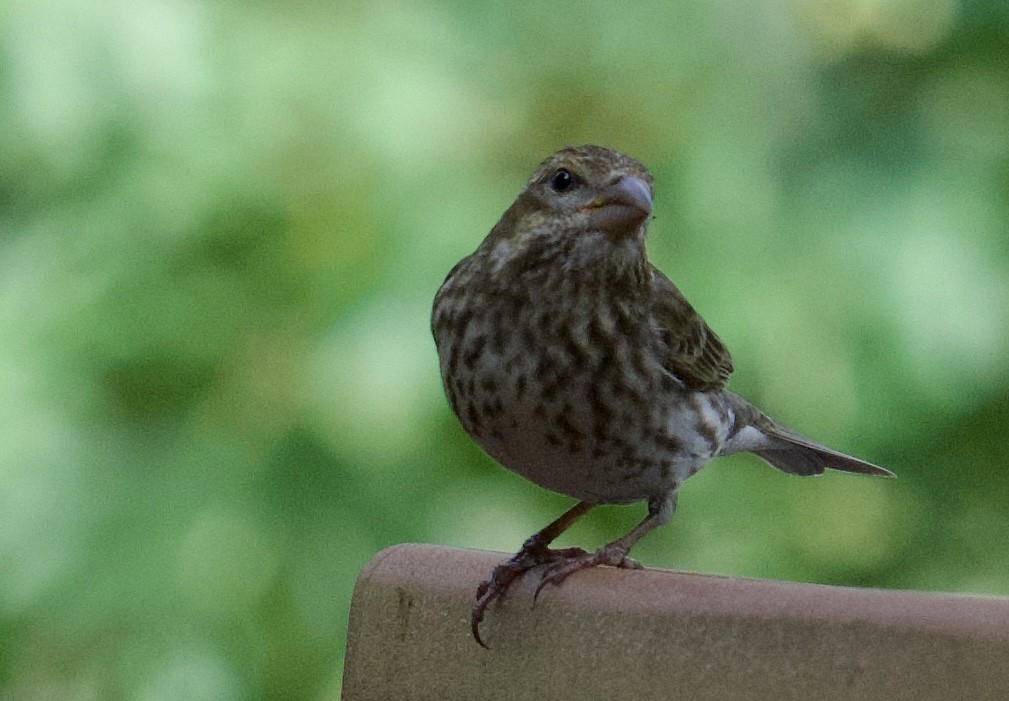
[[586, 175, 653, 237]]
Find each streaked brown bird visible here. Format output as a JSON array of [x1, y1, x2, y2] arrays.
[[431, 145, 893, 647]]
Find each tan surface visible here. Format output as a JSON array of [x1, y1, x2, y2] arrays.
[[342, 544, 1009, 700]]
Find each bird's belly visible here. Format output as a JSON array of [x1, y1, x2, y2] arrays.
[[471, 387, 725, 505], [440, 302, 736, 504]]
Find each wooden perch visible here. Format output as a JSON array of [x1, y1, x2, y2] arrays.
[[343, 544, 1009, 700]]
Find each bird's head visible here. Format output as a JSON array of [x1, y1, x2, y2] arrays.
[[483, 145, 655, 274]]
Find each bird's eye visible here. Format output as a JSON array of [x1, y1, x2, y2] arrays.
[[549, 168, 574, 193]]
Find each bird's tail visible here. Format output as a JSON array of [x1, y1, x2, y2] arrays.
[[751, 422, 893, 478]]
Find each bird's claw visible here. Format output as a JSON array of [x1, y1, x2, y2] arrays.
[[533, 546, 641, 602], [471, 544, 589, 648]]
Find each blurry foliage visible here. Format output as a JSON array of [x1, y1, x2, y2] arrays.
[[2, 0, 1009, 698]]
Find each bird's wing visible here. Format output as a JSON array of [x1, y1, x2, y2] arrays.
[[649, 265, 734, 391]]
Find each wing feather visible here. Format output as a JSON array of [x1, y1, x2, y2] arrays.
[[650, 266, 733, 391]]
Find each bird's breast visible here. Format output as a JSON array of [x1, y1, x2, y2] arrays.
[[436, 289, 728, 503]]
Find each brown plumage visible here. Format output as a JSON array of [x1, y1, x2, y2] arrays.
[[432, 144, 893, 647], [650, 267, 733, 391]]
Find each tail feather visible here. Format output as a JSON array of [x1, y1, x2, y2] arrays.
[[751, 424, 893, 478]]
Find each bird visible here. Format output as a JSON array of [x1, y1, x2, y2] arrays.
[[430, 144, 893, 647]]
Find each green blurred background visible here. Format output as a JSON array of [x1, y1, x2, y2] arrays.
[[3, 0, 1008, 698]]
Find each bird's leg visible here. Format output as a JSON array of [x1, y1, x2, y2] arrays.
[[472, 500, 595, 647], [534, 492, 677, 600]]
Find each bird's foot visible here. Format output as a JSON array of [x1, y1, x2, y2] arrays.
[[533, 543, 642, 602], [472, 541, 589, 648]]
